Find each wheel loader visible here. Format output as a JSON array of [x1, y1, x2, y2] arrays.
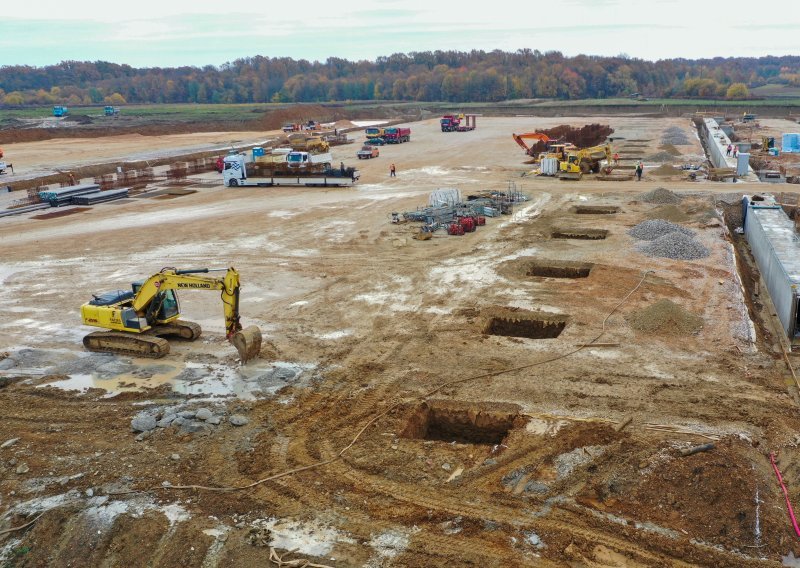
[[80, 267, 262, 362], [558, 143, 613, 180]]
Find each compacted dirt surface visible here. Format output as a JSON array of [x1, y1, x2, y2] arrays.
[[2, 115, 800, 567]]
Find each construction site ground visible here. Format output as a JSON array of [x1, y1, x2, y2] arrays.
[[2, 115, 800, 567]]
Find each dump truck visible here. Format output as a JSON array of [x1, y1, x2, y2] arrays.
[[365, 126, 385, 139], [441, 114, 476, 132], [222, 154, 358, 187], [383, 127, 411, 144], [558, 144, 613, 180]]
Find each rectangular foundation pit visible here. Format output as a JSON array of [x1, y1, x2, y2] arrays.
[[526, 260, 593, 279], [551, 228, 608, 240], [401, 400, 523, 445], [574, 205, 620, 215], [484, 314, 567, 339]]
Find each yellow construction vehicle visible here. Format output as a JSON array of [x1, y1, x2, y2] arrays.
[[558, 144, 613, 180], [81, 267, 262, 362]]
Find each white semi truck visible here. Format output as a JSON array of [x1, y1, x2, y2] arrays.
[[222, 153, 359, 188]]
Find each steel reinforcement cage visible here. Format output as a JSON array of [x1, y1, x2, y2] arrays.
[[743, 195, 800, 339]]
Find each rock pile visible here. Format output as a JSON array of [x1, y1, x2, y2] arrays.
[[627, 299, 704, 335], [130, 406, 250, 439], [640, 231, 710, 260], [640, 187, 682, 204], [628, 219, 694, 241]]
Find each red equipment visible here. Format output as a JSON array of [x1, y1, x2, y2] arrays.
[[459, 217, 476, 232], [476, 216, 486, 226], [447, 223, 465, 236]]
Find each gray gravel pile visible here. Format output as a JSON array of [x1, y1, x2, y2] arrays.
[[640, 187, 682, 204], [628, 219, 695, 241], [661, 126, 690, 145], [640, 231, 710, 260], [647, 151, 677, 162]]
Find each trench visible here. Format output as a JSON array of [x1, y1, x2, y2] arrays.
[[401, 400, 523, 445], [526, 260, 593, 279], [551, 229, 608, 240], [574, 205, 619, 215], [484, 315, 566, 339]]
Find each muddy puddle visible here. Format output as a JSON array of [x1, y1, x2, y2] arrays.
[[34, 356, 315, 400]]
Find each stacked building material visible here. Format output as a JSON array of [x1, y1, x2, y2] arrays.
[[71, 187, 129, 205], [38, 184, 100, 206], [0, 203, 51, 218]]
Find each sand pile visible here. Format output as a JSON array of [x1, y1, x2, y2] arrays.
[[627, 299, 704, 335], [649, 164, 684, 177]]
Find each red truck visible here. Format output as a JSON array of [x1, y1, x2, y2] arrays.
[[382, 127, 411, 144], [440, 114, 476, 132]]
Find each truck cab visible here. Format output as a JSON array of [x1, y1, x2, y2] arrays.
[[53, 105, 68, 117]]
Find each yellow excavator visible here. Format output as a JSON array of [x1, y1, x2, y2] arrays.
[[81, 267, 262, 362], [558, 143, 614, 180]]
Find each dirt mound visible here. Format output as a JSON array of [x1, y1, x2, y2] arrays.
[[649, 164, 684, 177], [645, 205, 689, 222], [627, 299, 703, 334], [65, 114, 94, 125], [639, 187, 681, 204], [527, 124, 614, 154], [658, 143, 682, 156], [257, 104, 346, 130]]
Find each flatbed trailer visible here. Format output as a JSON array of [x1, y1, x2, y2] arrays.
[[226, 175, 358, 188], [223, 154, 359, 187]]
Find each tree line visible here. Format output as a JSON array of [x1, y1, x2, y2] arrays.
[[1, 50, 798, 106]]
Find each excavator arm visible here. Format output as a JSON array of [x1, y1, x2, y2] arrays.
[[512, 133, 553, 155], [133, 268, 243, 339]]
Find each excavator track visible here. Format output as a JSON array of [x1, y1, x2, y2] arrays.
[[83, 331, 170, 358], [149, 320, 202, 340]]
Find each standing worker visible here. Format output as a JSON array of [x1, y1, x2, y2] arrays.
[[613, 152, 620, 165], [635, 161, 644, 181], [390, 163, 396, 177]]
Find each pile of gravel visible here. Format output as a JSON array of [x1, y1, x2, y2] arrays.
[[640, 187, 682, 204], [628, 219, 694, 241], [640, 231, 710, 260], [661, 126, 690, 145], [627, 299, 704, 335], [647, 151, 677, 162]]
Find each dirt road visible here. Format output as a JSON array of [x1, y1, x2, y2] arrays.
[[1, 115, 798, 567]]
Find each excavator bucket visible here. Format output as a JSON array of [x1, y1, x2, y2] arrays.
[[231, 325, 262, 363]]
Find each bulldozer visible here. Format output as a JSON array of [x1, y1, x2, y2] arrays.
[[81, 267, 262, 362], [558, 144, 613, 180]]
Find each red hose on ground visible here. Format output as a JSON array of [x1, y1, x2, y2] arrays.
[[771, 452, 800, 538]]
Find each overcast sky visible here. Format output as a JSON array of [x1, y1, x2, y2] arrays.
[[0, 0, 797, 68]]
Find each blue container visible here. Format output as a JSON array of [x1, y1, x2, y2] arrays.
[[252, 147, 265, 159]]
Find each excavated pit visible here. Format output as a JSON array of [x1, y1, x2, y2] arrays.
[[484, 311, 567, 339], [526, 260, 593, 279], [551, 228, 608, 240], [574, 205, 620, 215], [401, 400, 523, 445]]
